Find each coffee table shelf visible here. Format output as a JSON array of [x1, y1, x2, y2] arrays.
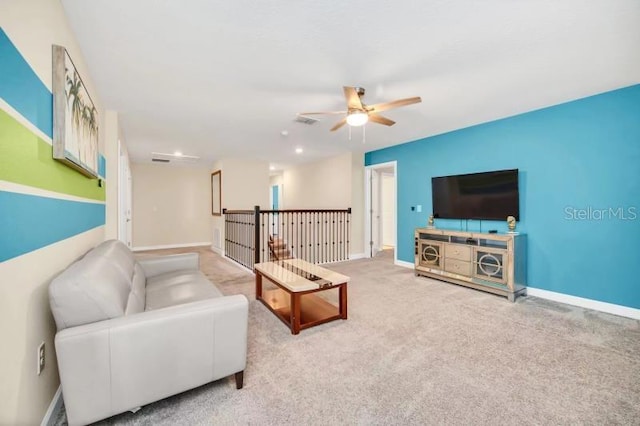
[[262, 288, 340, 330], [255, 259, 349, 334]]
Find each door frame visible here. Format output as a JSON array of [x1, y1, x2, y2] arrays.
[[269, 182, 283, 236], [117, 140, 132, 247], [364, 161, 397, 263]]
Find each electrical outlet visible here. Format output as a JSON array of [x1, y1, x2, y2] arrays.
[[37, 342, 45, 375]]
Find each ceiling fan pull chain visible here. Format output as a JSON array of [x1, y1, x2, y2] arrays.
[[349, 125, 352, 141], [362, 124, 366, 144]]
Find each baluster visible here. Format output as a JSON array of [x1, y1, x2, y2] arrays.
[[331, 212, 338, 262], [341, 211, 344, 260], [323, 212, 327, 263], [315, 213, 319, 263], [308, 212, 311, 262], [290, 211, 293, 259], [298, 212, 303, 261], [338, 212, 342, 261]]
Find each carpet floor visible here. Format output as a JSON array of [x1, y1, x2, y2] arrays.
[[54, 248, 640, 425]]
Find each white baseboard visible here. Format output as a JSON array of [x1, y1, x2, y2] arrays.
[[41, 386, 62, 426], [132, 242, 212, 252], [219, 255, 254, 274], [211, 245, 224, 256], [400, 259, 639, 320], [349, 253, 366, 260], [395, 259, 414, 269], [527, 287, 640, 320]]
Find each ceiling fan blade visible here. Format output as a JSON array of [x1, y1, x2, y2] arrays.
[[330, 118, 347, 131], [366, 96, 422, 113], [298, 111, 347, 115], [368, 113, 396, 126], [343, 87, 363, 110]]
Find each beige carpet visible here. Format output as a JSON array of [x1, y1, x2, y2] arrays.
[[56, 247, 640, 425]]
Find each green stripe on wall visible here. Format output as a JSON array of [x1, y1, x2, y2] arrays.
[[0, 108, 105, 201]]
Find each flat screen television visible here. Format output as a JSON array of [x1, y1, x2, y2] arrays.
[[432, 169, 519, 221]]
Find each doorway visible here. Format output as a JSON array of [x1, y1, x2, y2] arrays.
[[270, 184, 280, 210], [269, 182, 283, 235], [364, 161, 397, 263]]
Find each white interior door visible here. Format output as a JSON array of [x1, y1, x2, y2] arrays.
[[118, 140, 132, 247], [381, 173, 396, 248], [371, 169, 381, 256], [364, 161, 397, 261]]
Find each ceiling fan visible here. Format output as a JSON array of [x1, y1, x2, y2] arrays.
[[298, 86, 421, 131]]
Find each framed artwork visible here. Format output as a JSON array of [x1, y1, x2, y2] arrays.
[[52, 45, 99, 178], [211, 170, 222, 216]]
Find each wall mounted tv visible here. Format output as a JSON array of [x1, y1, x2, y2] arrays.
[[432, 169, 520, 221]]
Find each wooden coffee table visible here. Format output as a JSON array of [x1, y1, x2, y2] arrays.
[[254, 259, 349, 334]]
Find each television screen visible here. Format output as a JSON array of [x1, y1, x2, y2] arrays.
[[432, 169, 519, 221]]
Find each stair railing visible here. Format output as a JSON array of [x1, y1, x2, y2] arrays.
[[223, 206, 351, 270]]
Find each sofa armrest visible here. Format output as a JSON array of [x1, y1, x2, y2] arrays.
[[137, 252, 199, 278], [55, 295, 248, 426]]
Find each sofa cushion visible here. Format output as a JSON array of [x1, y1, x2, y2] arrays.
[[145, 270, 223, 311], [125, 263, 147, 315], [49, 254, 131, 330], [84, 240, 135, 284]]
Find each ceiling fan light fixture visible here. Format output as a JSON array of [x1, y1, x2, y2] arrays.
[[346, 111, 368, 127]]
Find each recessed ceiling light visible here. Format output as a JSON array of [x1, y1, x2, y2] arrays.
[[295, 147, 303, 154], [281, 130, 289, 137], [174, 151, 182, 156], [269, 165, 275, 171]]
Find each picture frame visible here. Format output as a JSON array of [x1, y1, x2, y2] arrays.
[[52, 45, 99, 178], [211, 170, 222, 216]]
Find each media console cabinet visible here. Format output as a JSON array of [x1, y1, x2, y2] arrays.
[[414, 228, 527, 302]]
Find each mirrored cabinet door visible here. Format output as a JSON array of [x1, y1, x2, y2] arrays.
[[419, 241, 443, 269], [474, 248, 507, 284]]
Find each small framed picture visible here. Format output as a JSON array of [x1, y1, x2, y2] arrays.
[[211, 170, 222, 216]]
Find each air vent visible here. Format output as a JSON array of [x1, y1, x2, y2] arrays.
[[151, 152, 200, 163], [294, 115, 320, 125]]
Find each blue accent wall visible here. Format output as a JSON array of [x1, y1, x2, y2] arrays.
[[0, 192, 105, 262], [0, 28, 53, 137], [0, 26, 106, 262], [366, 85, 640, 309]]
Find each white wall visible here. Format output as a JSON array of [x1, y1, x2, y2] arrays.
[[0, 1, 107, 423], [283, 153, 353, 208], [132, 163, 212, 248], [210, 159, 270, 252], [222, 159, 270, 210], [269, 173, 283, 187], [351, 152, 365, 255], [104, 110, 121, 240], [282, 152, 364, 256]]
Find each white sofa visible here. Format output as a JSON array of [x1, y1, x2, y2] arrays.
[[49, 240, 248, 426]]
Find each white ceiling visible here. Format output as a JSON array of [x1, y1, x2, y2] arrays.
[[61, 0, 640, 169]]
